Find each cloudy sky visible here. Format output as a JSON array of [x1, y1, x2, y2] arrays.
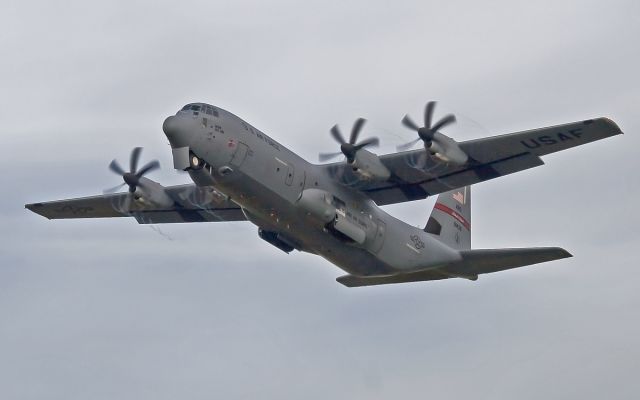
[[1, 1, 639, 399]]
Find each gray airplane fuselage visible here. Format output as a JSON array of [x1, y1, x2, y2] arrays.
[[162, 103, 461, 276], [28, 100, 621, 285]]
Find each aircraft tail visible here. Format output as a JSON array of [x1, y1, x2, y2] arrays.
[[337, 185, 575, 287], [424, 186, 471, 250]]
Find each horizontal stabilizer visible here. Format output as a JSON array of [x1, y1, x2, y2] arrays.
[[337, 247, 571, 287], [449, 247, 572, 276]]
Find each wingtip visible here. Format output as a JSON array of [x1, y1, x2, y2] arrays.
[[555, 247, 573, 259], [25, 203, 51, 219], [600, 117, 624, 135], [336, 275, 356, 287]]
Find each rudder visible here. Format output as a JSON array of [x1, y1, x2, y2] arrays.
[[424, 186, 471, 250]]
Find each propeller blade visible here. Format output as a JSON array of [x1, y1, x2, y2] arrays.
[[130, 147, 143, 173], [136, 160, 160, 178], [325, 118, 377, 165], [424, 101, 436, 128], [396, 138, 421, 151], [319, 152, 343, 162], [399, 101, 461, 169], [354, 137, 379, 151], [103, 183, 126, 194], [330, 125, 347, 144], [109, 159, 126, 176], [349, 118, 366, 144], [430, 114, 456, 133], [401, 114, 420, 131]]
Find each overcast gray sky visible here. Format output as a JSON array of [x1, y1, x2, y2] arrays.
[[1, 1, 639, 399]]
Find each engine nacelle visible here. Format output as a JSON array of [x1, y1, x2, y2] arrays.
[[297, 188, 336, 223], [427, 132, 468, 165], [350, 149, 391, 181], [133, 177, 174, 208]]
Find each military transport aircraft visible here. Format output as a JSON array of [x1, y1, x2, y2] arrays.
[[25, 101, 622, 286]]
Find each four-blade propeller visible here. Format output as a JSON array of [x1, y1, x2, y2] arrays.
[[319, 118, 379, 163], [104, 147, 160, 194], [397, 101, 457, 152]]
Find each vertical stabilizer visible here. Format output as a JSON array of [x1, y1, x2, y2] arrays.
[[424, 186, 471, 250]]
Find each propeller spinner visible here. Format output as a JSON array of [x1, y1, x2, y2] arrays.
[[104, 147, 160, 194], [319, 118, 379, 164]]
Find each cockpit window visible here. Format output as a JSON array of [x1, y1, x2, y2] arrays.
[[203, 104, 219, 117], [180, 103, 217, 116], [181, 104, 201, 112]]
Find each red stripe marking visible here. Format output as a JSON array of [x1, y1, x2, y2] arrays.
[[434, 202, 471, 231]]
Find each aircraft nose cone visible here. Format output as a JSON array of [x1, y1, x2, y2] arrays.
[[163, 116, 191, 148]]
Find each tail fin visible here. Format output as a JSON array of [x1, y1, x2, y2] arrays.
[[424, 186, 471, 250]]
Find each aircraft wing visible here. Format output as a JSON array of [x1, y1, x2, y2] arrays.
[[337, 247, 572, 287], [323, 118, 622, 205], [25, 184, 246, 224]]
